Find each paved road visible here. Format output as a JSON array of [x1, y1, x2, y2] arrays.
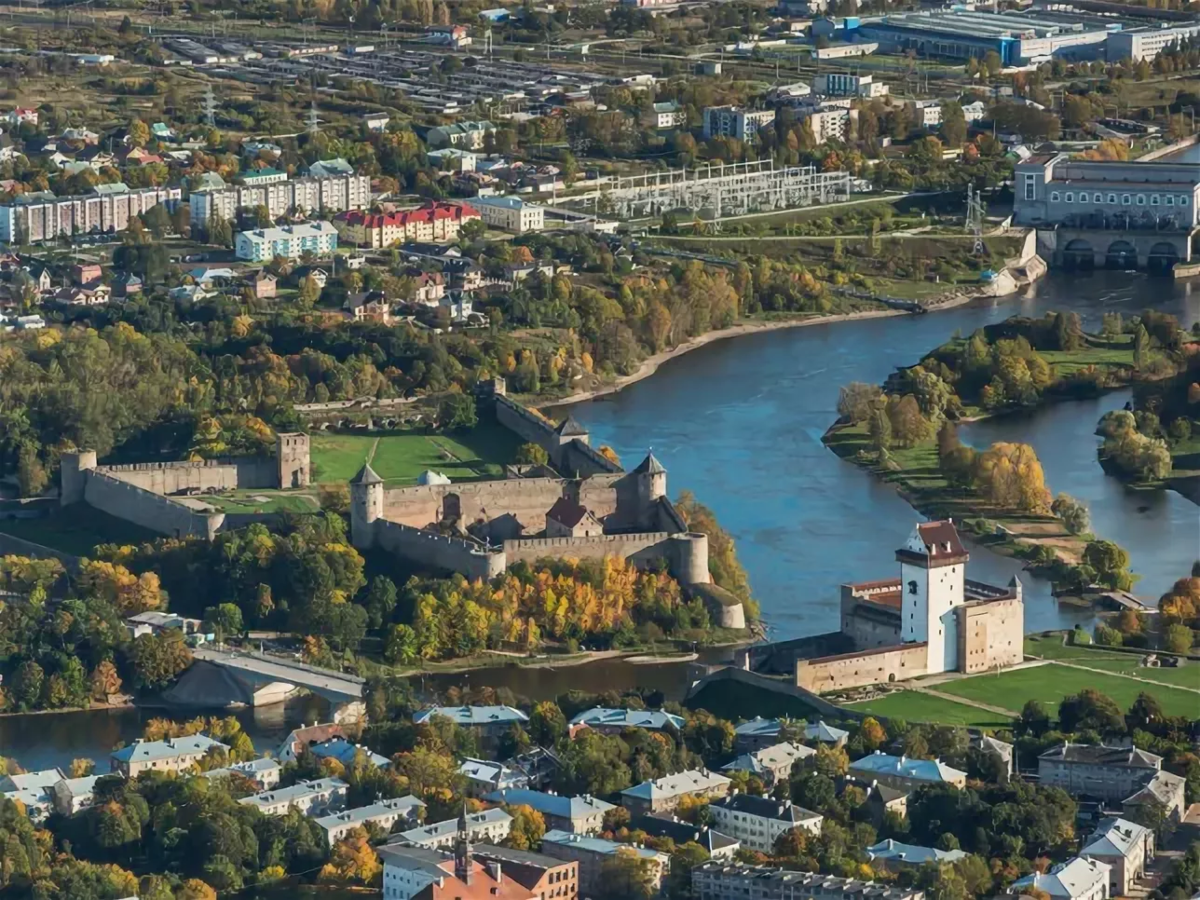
[[192, 647, 363, 701]]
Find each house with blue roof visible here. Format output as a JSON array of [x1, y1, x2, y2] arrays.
[[310, 737, 390, 769], [848, 751, 967, 792], [483, 788, 613, 834]]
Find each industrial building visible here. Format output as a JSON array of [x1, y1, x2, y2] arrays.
[[703, 106, 777, 141], [856, 8, 1124, 64], [1107, 22, 1200, 61]]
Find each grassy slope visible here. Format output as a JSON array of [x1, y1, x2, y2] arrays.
[[937, 662, 1199, 718], [1024, 635, 1200, 690], [844, 691, 1011, 727], [0, 505, 159, 556]]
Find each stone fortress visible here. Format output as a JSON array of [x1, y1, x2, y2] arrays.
[[739, 520, 1024, 694], [349, 378, 746, 628], [59, 433, 311, 540]]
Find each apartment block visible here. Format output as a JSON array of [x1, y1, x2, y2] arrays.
[[239, 777, 348, 817], [190, 173, 371, 226], [0, 185, 183, 243], [110, 735, 228, 778], [315, 796, 425, 846], [235, 221, 338, 262], [472, 196, 545, 234], [540, 830, 669, 896], [619, 768, 731, 817], [1037, 744, 1162, 803], [692, 861, 925, 900], [708, 795, 823, 853], [703, 106, 777, 141]]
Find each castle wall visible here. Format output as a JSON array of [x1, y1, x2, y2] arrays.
[[382, 478, 570, 534], [957, 598, 1024, 674], [372, 519, 504, 581], [495, 395, 563, 461], [561, 439, 623, 478], [795, 643, 929, 694], [94, 458, 277, 494], [83, 471, 224, 540], [503, 531, 673, 570], [577, 473, 624, 521]]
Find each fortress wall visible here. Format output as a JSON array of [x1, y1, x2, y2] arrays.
[[373, 519, 504, 581], [84, 471, 224, 540], [495, 395, 562, 459], [577, 473, 624, 521], [561, 439, 623, 478], [503, 531, 672, 570], [382, 478, 567, 532], [95, 457, 278, 493], [958, 598, 1023, 674], [795, 643, 928, 694], [656, 497, 688, 534]]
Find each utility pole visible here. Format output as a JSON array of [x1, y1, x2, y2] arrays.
[[307, 100, 320, 135], [204, 83, 217, 127]]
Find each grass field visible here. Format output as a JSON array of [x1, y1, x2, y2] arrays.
[[1024, 635, 1200, 690], [1039, 335, 1136, 377], [937, 662, 1199, 718], [310, 420, 522, 486], [198, 492, 319, 514], [844, 691, 1010, 727], [0, 506, 159, 556]]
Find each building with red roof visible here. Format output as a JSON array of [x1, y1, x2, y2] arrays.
[[334, 201, 480, 248]]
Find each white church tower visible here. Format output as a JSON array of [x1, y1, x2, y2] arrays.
[[897, 520, 969, 675]]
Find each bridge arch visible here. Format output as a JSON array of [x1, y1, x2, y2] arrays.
[[1147, 241, 1179, 275], [1105, 240, 1137, 270], [1062, 238, 1095, 270]]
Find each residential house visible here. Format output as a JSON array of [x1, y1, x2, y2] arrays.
[[111, 735, 229, 777], [619, 768, 732, 817], [345, 290, 394, 324], [848, 778, 909, 827], [722, 742, 815, 785], [71, 263, 102, 285], [1011, 857, 1110, 900], [414, 706, 529, 744], [334, 202, 480, 248], [962, 100, 988, 123], [734, 717, 785, 752], [867, 840, 967, 872], [5, 108, 38, 127], [472, 844, 579, 900], [647, 101, 687, 129], [426, 121, 496, 151], [848, 753, 967, 792], [239, 778, 348, 817], [1122, 770, 1186, 823], [545, 498, 604, 539], [364, 113, 392, 132], [636, 815, 740, 859], [1038, 744, 1164, 805], [708, 794, 823, 853], [805, 721, 850, 746], [1081, 818, 1154, 896], [691, 861, 925, 900], [113, 272, 142, 298], [1, 769, 66, 821], [51, 774, 105, 815], [427, 148, 478, 173], [60, 128, 100, 144], [277, 723, 348, 763], [472, 196, 544, 234], [246, 269, 277, 299], [396, 808, 514, 849], [203, 758, 283, 790], [309, 737, 390, 769], [908, 100, 943, 128], [305, 267, 330, 290], [459, 758, 528, 796], [407, 270, 446, 306], [124, 610, 203, 640], [241, 167, 287, 186], [307, 158, 355, 178], [540, 830, 669, 896], [568, 707, 684, 737], [972, 734, 1015, 776], [315, 795, 425, 846], [411, 856, 538, 900], [483, 789, 613, 834]]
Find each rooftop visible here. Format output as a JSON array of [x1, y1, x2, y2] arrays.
[[722, 742, 815, 777], [867, 839, 967, 866], [1039, 743, 1162, 769], [413, 705, 529, 727], [710, 794, 823, 825], [111, 735, 228, 764], [1013, 857, 1110, 899], [569, 707, 685, 731], [1, 769, 66, 792], [1082, 818, 1152, 859], [848, 752, 966, 784], [396, 807, 513, 845], [547, 497, 590, 529], [621, 768, 731, 801], [483, 789, 614, 820], [542, 829, 669, 861], [636, 815, 740, 854], [692, 861, 923, 899], [239, 777, 347, 810], [314, 795, 424, 829]]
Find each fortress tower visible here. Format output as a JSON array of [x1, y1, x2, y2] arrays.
[[60, 449, 98, 505], [276, 432, 311, 488], [349, 463, 384, 549], [896, 520, 968, 675], [633, 451, 667, 508]]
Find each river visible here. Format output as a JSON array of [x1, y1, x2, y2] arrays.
[[3, 271, 1196, 771]]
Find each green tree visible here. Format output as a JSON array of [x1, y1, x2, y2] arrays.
[[365, 576, 398, 630], [130, 631, 193, 691], [384, 624, 418, 665], [1134, 324, 1151, 371], [438, 393, 478, 431], [515, 442, 549, 466], [202, 603, 244, 642], [595, 849, 656, 900], [1083, 540, 1133, 590], [1164, 623, 1194, 654], [1051, 493, 1090, 535], [298, 274, 322, 306]]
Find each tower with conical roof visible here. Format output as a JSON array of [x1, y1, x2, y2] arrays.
[[633, 450, 667, 513], [349, 462, 384, 549]]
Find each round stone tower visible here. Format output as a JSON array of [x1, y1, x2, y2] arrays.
[[349, 463, 384, 549]]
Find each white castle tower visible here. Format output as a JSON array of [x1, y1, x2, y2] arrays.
[[897, 520, 968, 675]]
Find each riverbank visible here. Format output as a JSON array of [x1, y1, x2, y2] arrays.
[[540, 292, 985, 410]]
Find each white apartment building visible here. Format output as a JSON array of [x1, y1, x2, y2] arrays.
[[379, 844, 454, 900], [962, 100, 988, 123], [395, 808, 513, 849], [708, 795, 823, 853], [1082, 818, 1154, 897], [909, 99, 942, 128], [190, 173, 371, 226], [619, 768, 732, 817], [796, 107, 851, 143], [315, 796, 425, 846], [1, 770, 65, 822], [649, 101, 688, 129], [703, 106, 777, 141], [1037, 744, 1163, 803], [1011, 857, 1110, 900], [110, 735, 228, 778], [203, 758, 283, 790], [0, 185, 183, 243], [472, 196, 545, 234], [239, 777, 348, 817], [721, 741, 815, 785], [812, 73, 888, 98], [235, 221, 338, 262]]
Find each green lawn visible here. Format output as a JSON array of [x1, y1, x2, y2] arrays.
[[1023, 635, 1200, 690], [843, 691, 1010, 727], [0, 506, 159, 556], [310, 420, 522, 486], [198, 492, 319, 514], [1040, 335, 1134, 377], [937, 663, 1199, 718]]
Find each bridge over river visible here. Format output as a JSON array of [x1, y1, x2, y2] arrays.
[[164, 647, 366, 722]]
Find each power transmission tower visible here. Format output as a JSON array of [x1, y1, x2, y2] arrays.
[[966, 183, 985, 254], [204, 83, 217, 127], [307, 101, 321, 135]]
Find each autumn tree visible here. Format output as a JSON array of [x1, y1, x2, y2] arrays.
[[975, 442, 1051, 512], [506, 804, 547, 850], [515, 442, 549, 466], [838, 382, 883, 424], [130, 630, 193, 691], [319, 827, 381, 885], [1051, 493, 1090, 535], [888, 394, 933, 448], [90, 660, 123, 702]]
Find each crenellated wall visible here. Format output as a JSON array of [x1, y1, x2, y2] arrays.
[[84, 471, 224, 540], [795, 643, 929, 694], [383, 478, 567, 535], [957, 598, 1024, 674], [373, 519, 505, 581], [495, 394, 563, 460], [561, 439, 623, 478], [92, 457, 278, 494]]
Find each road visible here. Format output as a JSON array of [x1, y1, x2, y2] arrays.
[[192, 647, 364, 701]]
